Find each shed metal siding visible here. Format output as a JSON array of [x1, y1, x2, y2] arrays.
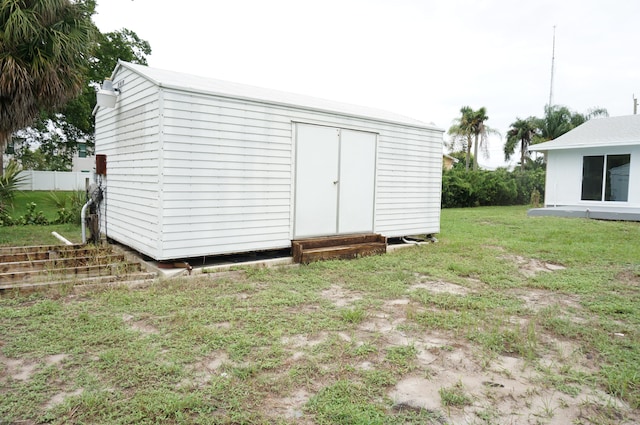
[[95, 68, 163, 259], [95, 63, 443, 260]]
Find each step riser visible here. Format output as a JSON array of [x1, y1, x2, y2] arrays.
[[0, 273, 157, 296], [292, 234, 387, 264], [0, 254, 126, 273], [0, 263, 143, 284], [299, 243, 386, 264], [0, 248, 114, 263]]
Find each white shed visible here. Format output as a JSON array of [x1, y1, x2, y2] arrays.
[[94, 61, 444, 261], [529, 114, 640, 220]]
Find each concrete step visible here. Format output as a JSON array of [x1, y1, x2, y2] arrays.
[[292, 234, 387, 264]]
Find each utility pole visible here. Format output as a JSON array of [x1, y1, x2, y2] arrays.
[[634, 94, 638, 115], [548, 25, 556, 107]]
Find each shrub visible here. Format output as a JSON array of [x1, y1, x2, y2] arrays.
[[0, 160, 25, 209], [530, 189, 541, 208], [49, 190, 85, 224], [442, 168, 545, 208], [16, 203, 49, 225]]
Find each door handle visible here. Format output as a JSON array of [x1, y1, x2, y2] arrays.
[[333, 180, 339, 185]]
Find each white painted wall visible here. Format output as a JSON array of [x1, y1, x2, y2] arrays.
[[95, 65, 444, 260], [95, 67, 163, 259], [544, 145, 640, 207]]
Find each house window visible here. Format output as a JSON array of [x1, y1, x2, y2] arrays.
[[78, 143, 87, 158], [581, 154, 630, 202]]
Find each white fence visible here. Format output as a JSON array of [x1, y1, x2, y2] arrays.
[[17, 170, 95, 191]]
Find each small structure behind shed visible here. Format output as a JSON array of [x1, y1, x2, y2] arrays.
[[94, 61, 444, 261], [529, 114, 640, 221]]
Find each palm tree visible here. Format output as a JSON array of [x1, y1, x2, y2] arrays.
[[466, 107, 500, 171], [449, 106, 500, 171], [0, 0, 96, 173], [504, 117, 539, 170], [537, 105, 608, 141], [447, 106, 474, 171]]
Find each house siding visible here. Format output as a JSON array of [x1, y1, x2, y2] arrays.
[[544, 145, 640, 207]]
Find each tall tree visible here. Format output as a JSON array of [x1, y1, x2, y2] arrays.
[[0, 0, 96, 173], [11, 28, 151, 171], [61, 28, 151, 141], [447, 106, 474, 171], [448, 106, 499, 171], [504, 117, 539, 170], [537, 105, 608, 141], [467, 107, 499, 171]]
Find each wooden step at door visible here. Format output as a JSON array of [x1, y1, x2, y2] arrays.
[[292, 234, 386, 264]]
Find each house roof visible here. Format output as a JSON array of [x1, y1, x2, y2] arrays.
[[115, 61, 441, 131], [530, 114, 640, 152]]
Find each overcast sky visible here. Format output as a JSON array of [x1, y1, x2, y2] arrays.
[[93, 0, 640, 168]]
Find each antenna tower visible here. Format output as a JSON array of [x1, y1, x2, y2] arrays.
[[548, 25, 556, 107]]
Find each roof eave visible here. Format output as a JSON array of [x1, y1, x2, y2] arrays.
[[530, 140, 640, 152]]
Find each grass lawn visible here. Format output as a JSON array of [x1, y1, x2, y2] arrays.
[[0, 206, 639, 424], [1, 191, 83, 245], [0, 223, 83, 246], [4, 191, 75, 222]]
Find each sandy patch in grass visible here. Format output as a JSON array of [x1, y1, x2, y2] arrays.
[[500, 254, 566, 277], [320, 285, 363, 307], [410, 281, 472, 295], [122, 313, 159, 335], [311, 283, 635, 424], [514, 288, 582, 313], [179, 350, 230, 389], [264, 388, 310, 420], [45, 388, 84, 409], [0, 353, 68, 382]]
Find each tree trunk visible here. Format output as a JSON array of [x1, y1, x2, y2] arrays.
[[465, 136, 471, 171], [473, 133, 479, 171], [0, 133, 7, 175], [520, 141, 525, 171]]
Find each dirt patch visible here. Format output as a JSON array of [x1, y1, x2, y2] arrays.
[[122, 313, 159, 335], [1, 357, 38, 381], [500, 254, 566, 277], [45, 388, 84, 409], [410, 281, 472, 296], [263, 389, 310, 420], [0, 353, 68, 383], [181, 350, 230, 388], [389, 340, 633, 425], [514, 288, 582, 313], [616, 269, 640, 286], [320, 285, 363, 307]]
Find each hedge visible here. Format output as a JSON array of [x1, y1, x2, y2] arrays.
[[442, 168, 545, 208]]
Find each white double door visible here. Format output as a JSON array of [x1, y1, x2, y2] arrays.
[[294, 123, 376, 238]]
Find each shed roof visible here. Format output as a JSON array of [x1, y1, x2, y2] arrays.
[[530, 114, 640, 152], [115, 61, 440, 131]]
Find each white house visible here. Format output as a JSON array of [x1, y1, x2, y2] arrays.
[[529, 114, 640, 220], [94, 61, 444, 261]]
